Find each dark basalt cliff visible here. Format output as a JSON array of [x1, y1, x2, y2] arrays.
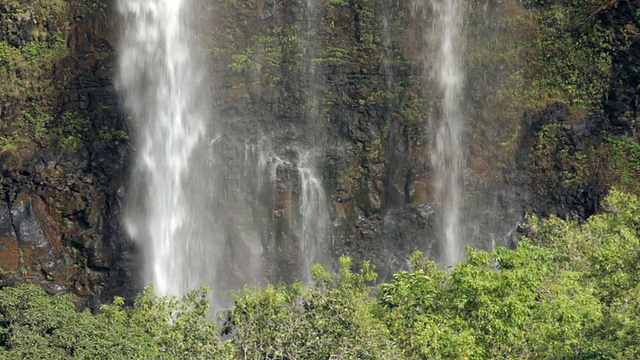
[[0, 0, 136, 306], [0, 0, 638, 305]]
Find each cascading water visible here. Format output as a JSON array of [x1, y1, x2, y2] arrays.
[[298, 151, 331, 283], [426, 0, 466, 266], [248, 145, 331, 284], [117, 0, 206, 295]]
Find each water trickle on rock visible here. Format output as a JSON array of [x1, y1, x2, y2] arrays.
[[298, 0, 332, 282], [249, 145, 332, 284]]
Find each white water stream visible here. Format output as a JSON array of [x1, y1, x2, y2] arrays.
[[298, 0, 331, 281], [425, 0, 466, 266], [117, 0, 205, 295], [431, 0, 464, 265]]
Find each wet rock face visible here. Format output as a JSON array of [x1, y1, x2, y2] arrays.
[[518, 103, 606, 221], [0, 146, 139, 307], [131, 0, 640, 284], [378, 204, 434, 278], [204, 0, 438, 278], [0, 205, 19, 272]]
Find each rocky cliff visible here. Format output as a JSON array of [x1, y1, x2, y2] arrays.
[[0, 0, 136, 307]]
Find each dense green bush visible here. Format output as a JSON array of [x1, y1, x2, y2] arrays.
[[227, 258, 396, 359], [0, 285, 157, 359]]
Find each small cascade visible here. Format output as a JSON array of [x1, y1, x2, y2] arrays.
[[297, 151, 332, 283], [429, 0, 465, 266], [255, 145, 288, 225], [247, 145, 331, 283]]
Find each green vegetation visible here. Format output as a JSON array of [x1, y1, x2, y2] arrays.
[[0, 109, 97, 151], [2, 190, 639, 358], [0, 29, 67, 149], [227, 258, 396, 359], [0, 285, 232, 359], [0, 34, 66, 98], [470, 0, 616, 115], [0, 0, 127, 152], [0, 0, 67, 99], [464, 0, 629, 183], [605, 137, 640, 192], [524, 0, 614, 110], [224, 22, 302, 89], [0, 0, 67, 151]]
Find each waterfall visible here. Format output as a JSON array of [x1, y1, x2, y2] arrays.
[[116, 0, 206, 295], [427, 0, 466, 266]]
